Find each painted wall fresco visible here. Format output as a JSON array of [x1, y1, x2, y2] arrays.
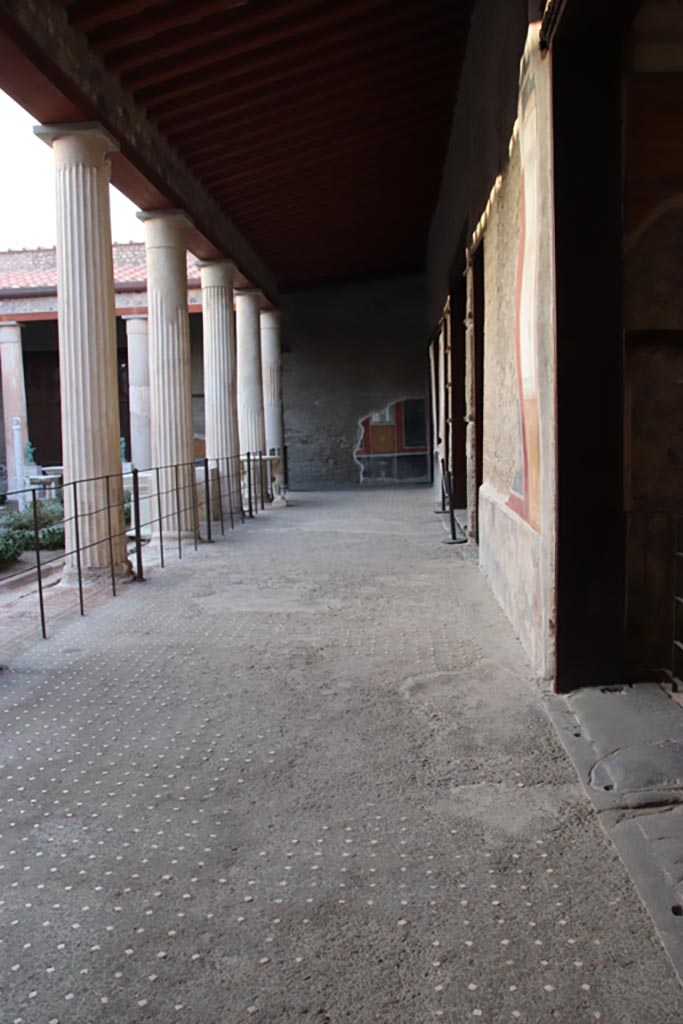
[[354, 398, 429, 483], [506, 30, 550, 533]]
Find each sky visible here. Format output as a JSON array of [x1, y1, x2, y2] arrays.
[[0, 90, 145, 251]]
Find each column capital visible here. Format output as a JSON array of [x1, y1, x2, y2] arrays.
[[137, 209, 193, 227], [122, 314, 148, 321], [138, 210, 193, 250], [199, 260, 236, 289], [34, 122, 119, 165], [0, 321, 22, 341]]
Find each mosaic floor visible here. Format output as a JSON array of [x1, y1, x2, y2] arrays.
[[1, 488, 681, 1023]]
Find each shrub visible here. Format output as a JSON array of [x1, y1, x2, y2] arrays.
[[1, 498, 64, 534], [0, 532, 24, 568], [38, 524, 65, 550]]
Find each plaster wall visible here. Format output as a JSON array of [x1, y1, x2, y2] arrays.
[[467, 27, 557, 679], [482, 143, 521, 497], [280, 275, 428, 488]]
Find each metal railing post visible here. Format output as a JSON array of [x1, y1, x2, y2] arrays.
[[155, 466, 165, 568], [225, 458, 235, 531], [247, 453, 254, 518], [174, 463, 183, 558], [191, 462, 200, 551], [105, 475, 117, 596], [132, 467, 145, 582], [216, 459, 225, 536], [259, 450, 265, 510], [31, 489, 47, 639], [72, 479, 85, 616], [442, 469, 466, 545], [203, 457, 212, 543]]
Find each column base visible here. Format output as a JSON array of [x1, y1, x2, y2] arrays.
[[60, 559, 133, 586]]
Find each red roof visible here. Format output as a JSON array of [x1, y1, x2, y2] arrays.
[[0, 243, 201, 291]]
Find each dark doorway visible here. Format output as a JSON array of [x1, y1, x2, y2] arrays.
[[552, 19, 626, 691]]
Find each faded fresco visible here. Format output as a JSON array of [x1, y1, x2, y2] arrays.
[[506, 29, 550, 533]]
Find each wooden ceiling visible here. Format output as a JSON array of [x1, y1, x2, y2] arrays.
[[38, 1, 474, 288]]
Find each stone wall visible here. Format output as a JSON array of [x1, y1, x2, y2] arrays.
[[432, 22, 557, 679], [281, 274, 428, 488], [482, 142, 521, 498]]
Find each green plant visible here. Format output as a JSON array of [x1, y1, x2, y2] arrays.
[[38, 524, 65, 550], [0, 531, 24, 568], [123, 488, 132, 526], [1, 498, 63, 534]]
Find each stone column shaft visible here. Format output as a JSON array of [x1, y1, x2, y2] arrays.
[[200, 261, 241, 509], [260, 310, 284, 455], [124, 316, 152, 470], [0, 322, 28, 497], [36, 124, 127, 573], [140, 211, 196, 537], [236, 291, 266, 455]]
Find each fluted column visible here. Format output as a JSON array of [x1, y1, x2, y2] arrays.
[[139, 210, 196, 537], [236, 290, 266, 456], [0, 322, 28, 497], [260, 310, 284, 455], [35, 123, 128, 575], [199, 260, 241, 509], [124, 316, 152, 470]]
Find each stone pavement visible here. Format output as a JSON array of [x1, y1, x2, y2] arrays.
[[1, 487, 682, 1024]]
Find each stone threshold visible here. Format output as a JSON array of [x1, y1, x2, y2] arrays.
[[545, 682, 683, 987]]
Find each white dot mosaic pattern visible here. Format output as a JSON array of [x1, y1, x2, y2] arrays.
[[1, 489, 682, 1023]]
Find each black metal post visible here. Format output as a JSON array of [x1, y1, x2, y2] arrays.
[[203, 457, 212, 543], [216, 459, 225, 536], [105, 475, 117, 596], [32, 489, 47, 639], [259, 451, 265, 510], [442, 469, 466, 545], [155, 466, 165, 568], [225, 458, 235, 531], [132, 468, 145, 582], [191, 463, 199, 551], [71, 480, 85, 616], [174, 463, 183, 558], [434, 458, 449, 514], [247, 453, 254, 518]]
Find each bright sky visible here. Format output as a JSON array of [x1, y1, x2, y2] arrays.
[[0, 90, 145, 251]]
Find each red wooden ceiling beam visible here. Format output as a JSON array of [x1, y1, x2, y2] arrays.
[[210, 117, 445, 196], [128, 0, 452, 99], [157, 24, 455, 137], [67, 0, 169, 34], [141, 11, 456, 136], [233, 186, 432, 242], [88, 0, 250, 49], [229, 156, 437, 222], [117, 0, 402, 84], [189, 94, 449, 182], [160, 32, 448, 146]]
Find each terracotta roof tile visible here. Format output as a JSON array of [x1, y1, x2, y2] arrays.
[[0, 243, 201, 291]]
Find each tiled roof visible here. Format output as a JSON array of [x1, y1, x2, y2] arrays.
[[0, 243, 201, 291]]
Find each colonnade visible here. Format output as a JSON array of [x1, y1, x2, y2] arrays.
[[0, 122, 284, 574]]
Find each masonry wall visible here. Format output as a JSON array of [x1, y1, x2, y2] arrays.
[[281, 274, 428, 488], [429, 17, 557, 678]]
